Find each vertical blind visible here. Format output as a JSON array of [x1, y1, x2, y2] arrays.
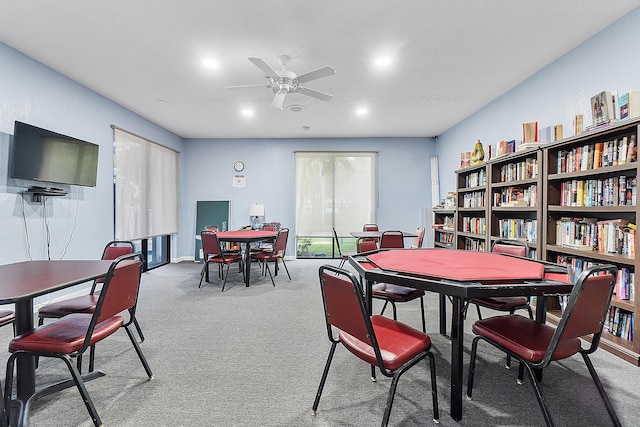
[[113, 127, 178, 240], [295, 151, 377, 237]]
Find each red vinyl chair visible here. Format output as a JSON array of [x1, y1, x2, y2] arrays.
[[410, 227, 425, 249], [469, 239, 533, 320], [332, 227, 352, 268], [250, 228, 291, 286], [357, 238, 378, 253], [4, 253, 153, 427], [200, 230, 244, 291], [379, 230, 404, 249], [362, 223, 380, 245], [0, 311, 15, 335], [466, 264, 621, 427], [312, 265, 439, 425], [37, 241, 145, 343]]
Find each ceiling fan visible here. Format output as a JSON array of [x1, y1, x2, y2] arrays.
[[226, 55, 336, 109]]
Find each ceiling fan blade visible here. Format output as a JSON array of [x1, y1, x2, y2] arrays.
[[225, 84, 270, 90], [300, 87, 333, 102], [271, 92, 287, 109], [296, 66, 336, 83], [248, 57, 280, 79]]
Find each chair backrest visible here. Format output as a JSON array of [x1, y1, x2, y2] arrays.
[[203, 225, 219, 231], [357, 238, 378, 253], [83, 253, 143, 351], [380, 230, 404, 249], [94, 241, 135, 286], [363, 223, 378, 232], [543, 264, 617, 365], [332, 227, 343, 257], [201, 230, 223, 258], [491, 238, 529, 258], [319, 265, 378, 350], [102, 241, 135, 261], [411, 227, 425, 249], [263, 225, 277, 231], [272, 228, 289, 258]]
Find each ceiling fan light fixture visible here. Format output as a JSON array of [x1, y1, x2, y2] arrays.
[[288, 104, 306, 113]]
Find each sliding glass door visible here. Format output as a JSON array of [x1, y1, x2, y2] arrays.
[[295, 151, 377, 258]]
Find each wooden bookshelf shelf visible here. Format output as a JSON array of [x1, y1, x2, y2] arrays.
[[455, 117, 640, 365]]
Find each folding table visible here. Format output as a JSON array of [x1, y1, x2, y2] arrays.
[[349, 248, 573, 422]]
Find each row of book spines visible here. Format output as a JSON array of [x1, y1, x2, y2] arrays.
[[555, 219, 635, 256], [497, 218, 537, 243], [462, 191, 486, 208], [494, 185, 537, 207], [605, 307, 634, 342], [615, 267, 635, 301], [555, 256, 634, 294], [436, 233, 455, 244], [555, 134, 636, 173], [464, 170, 487, 188], [461, 217, 486, 235], [497, 159, 539, 183], [558, 176, 636, 207], [463, 237, 486, 252]]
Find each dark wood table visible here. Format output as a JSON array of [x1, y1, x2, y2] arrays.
[[215, 230, 278, 286], [349, 248, 573, 422], [0, 259, 114, 425]]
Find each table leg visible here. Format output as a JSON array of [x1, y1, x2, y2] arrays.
[[449, 296, 464, 421], [244, 244, 252, 286], [438, 294, 448, 336]]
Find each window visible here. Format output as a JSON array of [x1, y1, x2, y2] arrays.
[[113, 127, 178, 269], [295, 152, 377, 258]]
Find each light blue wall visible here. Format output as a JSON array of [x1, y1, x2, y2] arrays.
[[436, 7, 640, 194], [0, 42, 183, 264], [180, 137, 435, 258]]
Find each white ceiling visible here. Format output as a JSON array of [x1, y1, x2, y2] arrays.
[[1, 1, 639, 139]]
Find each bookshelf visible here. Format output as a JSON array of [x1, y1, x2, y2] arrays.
[[455, 163, 488, 252], [432, 208, 456, 249], [488, 149, 543, 259], [454, 117, 640, 365], [542, 118, 639, 365]]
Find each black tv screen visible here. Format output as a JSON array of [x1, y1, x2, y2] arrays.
[[11, 121, 99, 187]]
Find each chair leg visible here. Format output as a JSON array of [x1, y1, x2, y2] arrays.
[[520, 360, 554, 426], [475, 304, 483, 320], [124, 325, 154, 379], [264, 262, 276, 287], [466, 336, 480, 399], [379, 299, 397, 320], [281, 259, 291, 280], [133, 316, 145, 343], [199, 262, 208, 288], [338, 258, 346, 268], [582, 352, 622, 426], [311, 342, 337, 415], [419, 296, 426, 333], [221, 263, 231, 292], [59, 354, 103, 427]]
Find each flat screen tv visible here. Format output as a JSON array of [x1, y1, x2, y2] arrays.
[[11, 121, 99, 187]]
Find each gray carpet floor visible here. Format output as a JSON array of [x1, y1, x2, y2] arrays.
[[2, 258, 638, 426]]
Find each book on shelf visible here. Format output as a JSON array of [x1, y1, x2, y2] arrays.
[[573, 114, 584, 135], [590, 91, 616, 125], [538, 124, 563, 142], [561, 243, 594, 251], [522, 122, 538, 143], [618, 91, 640, 121]]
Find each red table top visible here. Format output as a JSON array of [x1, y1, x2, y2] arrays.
[[366, 249, 545, 282], [215, 230, 277, 241]]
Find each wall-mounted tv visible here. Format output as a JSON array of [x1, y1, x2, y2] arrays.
[[11, 121, 99, 187]]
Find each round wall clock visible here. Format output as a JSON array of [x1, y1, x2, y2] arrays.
[[234, 161, 245, 172]]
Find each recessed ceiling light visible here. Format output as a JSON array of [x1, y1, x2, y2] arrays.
[[241, 109, 254, 117], [375, 57, 392, 66], [355, 108, 368, 116], [287, 104, 306, 113], [202, 58, 219, 69]]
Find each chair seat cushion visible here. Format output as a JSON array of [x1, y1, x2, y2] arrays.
[[472, 314, 581, 363], [339, 314, 431, 371], [207, 253, 243, 264], [0, 310, 15, 327], [472, 296, 528, 310], [9, 313, 123, 355], [250, 252, 281, 261], [38, 295, 97, 318], [372, 283, 425, 301]]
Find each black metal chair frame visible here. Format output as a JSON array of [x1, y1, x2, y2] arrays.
[[250, 228, 291, 286], [200, 230, 244, 291], [312, 265, 439, 426], [466, 264, 621, 427]]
